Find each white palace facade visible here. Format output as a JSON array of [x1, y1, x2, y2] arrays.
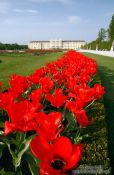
[[28, 40, 86, 50]]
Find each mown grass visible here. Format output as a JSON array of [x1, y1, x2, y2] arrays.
[[81, 53, 114, 174], [0, 52, 63, 90]]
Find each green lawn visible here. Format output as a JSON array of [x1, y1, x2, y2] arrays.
[[82, 52, 114, 174], [0, 52, 63, 90]]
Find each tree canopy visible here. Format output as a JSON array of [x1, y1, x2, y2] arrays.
[[97, 28, 107, 42], [82, 13, 114, 50], [0, 42, 27, 50], [108, 14, 114, 41]]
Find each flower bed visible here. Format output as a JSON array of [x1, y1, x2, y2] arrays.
[[0, 50, 108, 175], [79, 74, 110, 174], [25, 49, 62, 56]]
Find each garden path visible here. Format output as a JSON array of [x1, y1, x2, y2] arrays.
[[79, 50, 114, 57]]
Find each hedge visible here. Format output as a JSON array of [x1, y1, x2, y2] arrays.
[[77, 74, 111, 174]]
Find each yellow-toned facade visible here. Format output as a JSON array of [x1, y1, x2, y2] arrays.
[[28, 40, 86, 50]]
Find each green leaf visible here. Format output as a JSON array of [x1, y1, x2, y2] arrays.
[[28, 163, 40, 175], [0, 142, 6, 159], [0, 122, 4, 128], [0, 169, 15, 175], [24, 150, 40, 175], [64, 111, 77, 131], [0, 130, 4, 135], [15, 167, 23, 175]]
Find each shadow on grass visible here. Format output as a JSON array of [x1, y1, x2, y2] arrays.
[[98, 65, 114, 174]]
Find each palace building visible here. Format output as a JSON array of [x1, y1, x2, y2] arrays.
[[28, 40, 86, 50]]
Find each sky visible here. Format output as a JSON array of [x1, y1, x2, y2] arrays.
[[0, 0, 114, 44]]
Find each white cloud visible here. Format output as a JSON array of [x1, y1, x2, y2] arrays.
[[13, 9, 38, 14], [68, 16, 82, 24], [26, 9, 38, 13]]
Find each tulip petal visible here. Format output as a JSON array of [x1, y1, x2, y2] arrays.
[[63, 144, 83, 171], [53, 136, 72, 161], [30, 135, 52, 161]]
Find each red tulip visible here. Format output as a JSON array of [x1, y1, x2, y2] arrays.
[[30, 88, 43, 104], [30, 136, 83, 175], [65, 100, 83, 113], [46, 88, 67, 108], [93, 84, 105, 99], [9, 74, 29, 96], [4, 99, 42, 135], [39, 77, 54, 93], [75, 110, 94, 127], [0, 82, 2, 90], [35, 112, 63, 142], [28, 67, 46, 85]]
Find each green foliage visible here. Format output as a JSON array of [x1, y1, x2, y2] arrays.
[[82, 14, 114, 50], [0, 43, 27, 50], [83, 40, 112, 51], [81, 100, 110, 166], [23, 150, 40, 175], [0, 169, 15, 175], [97, 28, 107, 42], [78, 74, 110, 173], [0, 142, 6, 159], [108, 14, 114, 41], [82, 52, 114, 174]]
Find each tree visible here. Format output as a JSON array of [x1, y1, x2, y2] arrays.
[[97, 28, 107, 42], [108, 14, 114, 41], [0, 42, 27, 50]]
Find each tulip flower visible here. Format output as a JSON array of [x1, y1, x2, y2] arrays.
[[4, 99, 42, 135], [75, 110, 94, 127], [35, 111, 63, 142], [39, 77, 54, 93], [46, 88, 68, 108], [30, 136, 83, 175]]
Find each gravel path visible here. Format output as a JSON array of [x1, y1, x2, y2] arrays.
[[79, 50, 114, 58]]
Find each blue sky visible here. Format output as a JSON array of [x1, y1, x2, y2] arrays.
[[0, 0, 114, 44]]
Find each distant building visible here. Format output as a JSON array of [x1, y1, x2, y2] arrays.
[[28, 40, 86, 50]]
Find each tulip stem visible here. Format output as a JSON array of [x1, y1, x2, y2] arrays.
[[84, 100, 95, 110], [6, 132, 32, 173], [75, 126, 82, 143]]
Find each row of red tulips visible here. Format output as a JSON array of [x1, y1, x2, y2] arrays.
[[0, 50, 104, 175], [25, 49, 62, 53]]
